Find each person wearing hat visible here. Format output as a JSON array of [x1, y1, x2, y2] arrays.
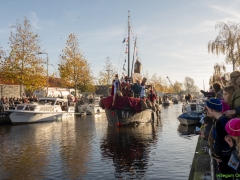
[[111, 74, 120, 96], [121, 76, 131, 97], [225, 118, 240, 173], [206, 98, 233, 175]]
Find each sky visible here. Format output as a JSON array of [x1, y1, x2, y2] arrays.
[[0, 0, 240, 90]]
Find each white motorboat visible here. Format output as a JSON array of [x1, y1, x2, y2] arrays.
[[178, 99, 205, 125], [6, 98, 75, 124], [77, 95, 105, 115], [94, 96, 105, 115]]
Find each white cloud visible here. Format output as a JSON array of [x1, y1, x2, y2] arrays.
[[30, 12, 40, 30], [211, 5, 240, 20]]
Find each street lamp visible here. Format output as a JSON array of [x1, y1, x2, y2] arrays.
[[37, 52, 49, 97]]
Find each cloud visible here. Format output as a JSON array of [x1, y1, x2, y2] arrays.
[[29, 12, 40, 29], [211, 5, 240, 20]]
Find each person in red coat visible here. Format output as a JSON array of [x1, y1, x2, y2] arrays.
[[121, 76, 131, 97], [148, 85, 156, 103]]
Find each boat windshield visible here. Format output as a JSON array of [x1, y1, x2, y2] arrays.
[[24, 105, 37, 111], [38, 99, 55, 105]]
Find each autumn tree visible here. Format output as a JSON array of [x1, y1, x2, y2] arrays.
[[0, 47, 6, 80], [59, 33, 94, 95], [1, 17, 46, 96], [98, 57, 117, 85], [208, 22, 240, 71], [172, 81, 182, 93]]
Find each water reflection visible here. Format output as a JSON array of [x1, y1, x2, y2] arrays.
[[101, 123, 160, 179], [58, 116, 95, 179], [177, 124, 197, 135], [0, 123, 52, 179]]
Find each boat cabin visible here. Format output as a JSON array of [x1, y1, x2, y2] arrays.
[[13, 98, 73, 112]]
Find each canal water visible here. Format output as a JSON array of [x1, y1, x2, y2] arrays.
[[0, 104, 198, 180]]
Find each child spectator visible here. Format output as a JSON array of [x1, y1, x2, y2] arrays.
[[206, 98, 233, 176], [200, 116, 213, 141], [225, 118, 240, 173], [221, 85, 237, 113]]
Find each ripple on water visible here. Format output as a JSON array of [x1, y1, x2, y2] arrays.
[[0, 104, 197, 179]]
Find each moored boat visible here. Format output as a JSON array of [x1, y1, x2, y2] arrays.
[[101, 96, 158, 126], [162, 99, 173, 106], [177, 111, 202, 125], [6, 97, 75, 124], [102, 11, 158, 126], [178, 100, 205, 125]]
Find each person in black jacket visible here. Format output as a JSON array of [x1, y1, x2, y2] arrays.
[[132, 80, 141, 98], [206, 98, 233, 177]]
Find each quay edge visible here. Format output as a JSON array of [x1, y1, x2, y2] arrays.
[[188, 136, 211, 180]]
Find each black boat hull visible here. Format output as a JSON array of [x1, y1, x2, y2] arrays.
[[105, 108, 158, 126]]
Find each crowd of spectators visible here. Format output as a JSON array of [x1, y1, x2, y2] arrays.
[[0, 95, 38, 112], [198, 71, 240, 178]]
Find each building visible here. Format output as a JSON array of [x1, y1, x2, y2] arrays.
[[95, 85, 110, 96]]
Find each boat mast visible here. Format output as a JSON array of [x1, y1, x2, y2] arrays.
[[128, 10, 130, 78]]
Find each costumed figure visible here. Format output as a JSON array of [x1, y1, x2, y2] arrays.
[[121, 76, 131, 97], [140, 77, 148, 98], [111, 74, 121, 106], [111, 74, 120, 96]]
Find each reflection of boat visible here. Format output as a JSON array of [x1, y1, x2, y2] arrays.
[[0, 112, 11, 124], [101, 124, 159, 179], [177, 124, 197, 135], [102, 11, 157, 126], [6, 98, 75, 124]]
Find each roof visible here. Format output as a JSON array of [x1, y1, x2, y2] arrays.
[[38, 97, 68, 102]]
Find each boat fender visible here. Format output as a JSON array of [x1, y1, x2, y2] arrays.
[[111, 111, 115, 116]]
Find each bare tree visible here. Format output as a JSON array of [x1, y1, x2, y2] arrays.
[[98, 57, 117, 85], [184, 77, 197, 92]]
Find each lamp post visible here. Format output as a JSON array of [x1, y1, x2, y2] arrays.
[[37, 52, 49, 97]]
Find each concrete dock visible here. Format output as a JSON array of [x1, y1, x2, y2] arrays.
[[189, 136, 212, 180]]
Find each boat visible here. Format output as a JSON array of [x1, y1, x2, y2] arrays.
[[77, 93, 105, 115], [94, 96, 105, 115], [178, 99, 205, 125], [162, 99, 173, 106], [162, 94, 173, 106], [172, 96, 179, 104], [5, 97, 75, 124], [102, 11, 159, 126], [177, 111, 202, 125]]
